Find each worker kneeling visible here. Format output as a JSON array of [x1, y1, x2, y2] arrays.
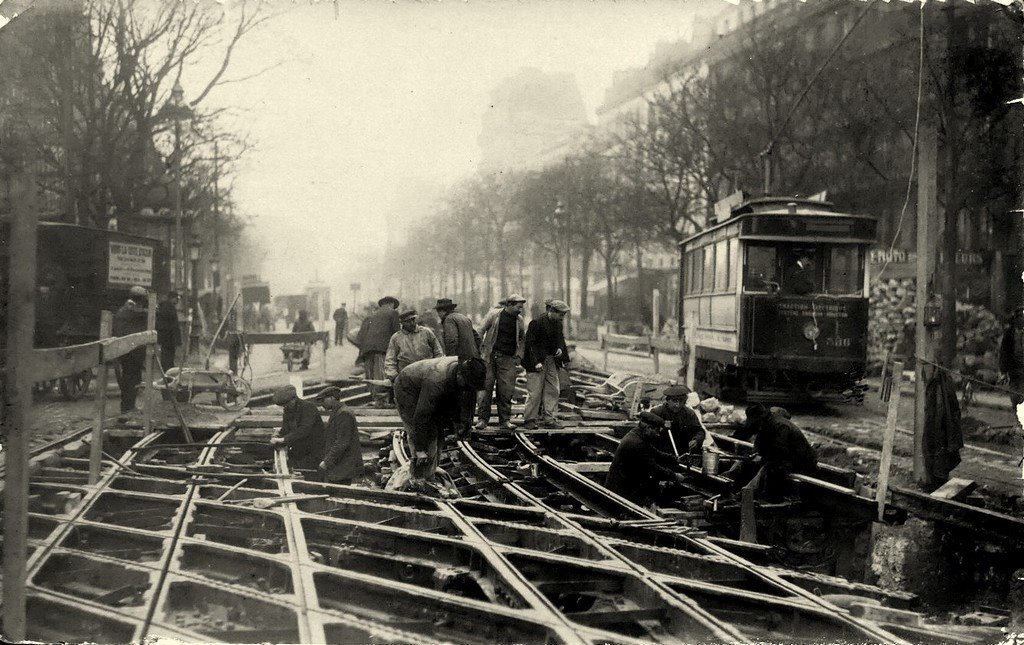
[[394, 356, 487, 483], [724, 404, 818, 501], [605, 411, 688, 507]]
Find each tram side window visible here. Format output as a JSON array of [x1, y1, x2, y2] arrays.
[[685, 250, 700, 294], [744, 245, 777, 291], [714, 240, 729, 291], [727, 238, 737, 289], [702, 245, 715, 292], [828, 246, 862, 294]]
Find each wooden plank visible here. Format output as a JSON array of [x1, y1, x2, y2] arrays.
[[914, 126, 938, 487], [564, 462, 611, 474], [143, 292, 157, 435], [101, 331, 158, 362], [28, 343, 101, 382], [929, 478, 977, 502], [877, 361, 903, 522], [227, 331, 328, 345], [89, 312, 114, 485], [3, 173, 37, 641]]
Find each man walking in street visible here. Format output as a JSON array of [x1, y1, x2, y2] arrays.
[[270, 386, 325, 475], [313, 386, 365, 484], [384, 310, 444, 381], [156, 290, 181, 374], [522, 299, 570, 429], [332, 303, 349, 346], [475, 294, 526, 431], [356, 296, 401, 404], [394, 356, 487, 482], [435, 298, 479, 360], [112, 285, 149, 414]]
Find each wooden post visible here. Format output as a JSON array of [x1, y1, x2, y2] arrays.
[[651, 340, 660, 375], [89, 311, 114, 485], [877, 361, 903, 521], [3, 173, 37, 641], [143, 292, 157, 434], [915, 126, 939, 487], [651, 288, 661, 336], [602, 335, 609, 372]]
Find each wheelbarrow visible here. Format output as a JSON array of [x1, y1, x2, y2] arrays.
[[280, 342, 310, 371], [156, 367, 252, 411]]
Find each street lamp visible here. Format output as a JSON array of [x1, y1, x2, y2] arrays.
[[555, 199, 571, 335]]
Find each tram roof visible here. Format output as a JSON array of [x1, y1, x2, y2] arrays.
[[679, 196, 876, 247]]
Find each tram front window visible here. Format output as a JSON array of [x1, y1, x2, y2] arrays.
[[781, 247, 822, 295], [827, 246, 863, 294], [744, 245, 778, 291]]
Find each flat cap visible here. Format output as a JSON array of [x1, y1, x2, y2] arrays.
[[638, 410, 665, 427], [314, 386, 343, 401], [399, 309, 418, 321], [664, 384, 690, 399], [272, 386, 297, 405], [548, 299, 570, 313], [504, 293, 526, 304], [129, 285, 148, 298]]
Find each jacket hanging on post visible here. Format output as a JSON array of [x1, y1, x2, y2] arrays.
[[922, 369, 963, 490]]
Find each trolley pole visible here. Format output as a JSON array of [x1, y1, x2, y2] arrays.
[[3, 173, 38, 642], [914, 126, 939, 487]]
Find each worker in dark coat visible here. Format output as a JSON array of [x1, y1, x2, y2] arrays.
[[332, 304, 349, 347], [393, 356, 487, 481], [522, 299, 570, 429], [155, 290, 181, 373], [605, 411, 687, 507], [727, 404, 817, 500], [112, 285, 149, 413], [435, 298, 480, 361], [999, 307, 1024, 407], [270, 386, 325, 474], [357, 296, 401, 404], [291, 309, 316, 370], [649, 384, 706, 456], [313, 386, 365, 484]]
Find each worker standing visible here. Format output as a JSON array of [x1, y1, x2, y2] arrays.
[[155, 290, 181, 373], [112, 285, 149, 414], [384, 310, 444, 381], [435, 298, 480, 360], [332, 303, 349, 346], [521, 299, 570, 429], [357, 296, 401, 405], [475, 295, 526, 431]]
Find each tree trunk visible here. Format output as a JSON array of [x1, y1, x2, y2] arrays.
[[939, 4, 959, 368], [579, 249, 591, 319], [554, 247, 564, 294], [603, 247, 616, 321]]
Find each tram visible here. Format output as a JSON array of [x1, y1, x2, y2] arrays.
[[679, 194, 877, 403]]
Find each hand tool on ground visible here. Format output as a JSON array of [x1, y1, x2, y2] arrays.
[[156, 354, 195, 443], [225, 493, 328, 509], [216, 478, 249, 501]]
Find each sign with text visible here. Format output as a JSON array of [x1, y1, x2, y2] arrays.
[[108, 241, 154, 287]]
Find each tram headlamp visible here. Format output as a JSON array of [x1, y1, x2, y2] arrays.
[[802, 321, 820, 341]]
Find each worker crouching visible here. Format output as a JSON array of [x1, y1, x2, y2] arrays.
[[270, 386, 325, 475], [605, 411, 688, 507], [724, 404, 818, 501]]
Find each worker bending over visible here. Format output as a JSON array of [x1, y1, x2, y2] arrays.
[[726, 404, 818, 500], [270, 386, 325, 475], [605, 411, 688, 507]]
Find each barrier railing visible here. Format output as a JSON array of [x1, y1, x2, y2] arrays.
[[600, 333, 680, 374]]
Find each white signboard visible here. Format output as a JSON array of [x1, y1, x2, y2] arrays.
[[108, 241, 154, 287]]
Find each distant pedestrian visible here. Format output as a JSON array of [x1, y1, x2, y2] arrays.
[[384, 310, 444, 381], [332, 303, 349, 346], [521, 299, 570, 429], [156, 290, 181, 373], [291, 309, 316, 370], [313, 386, 365, 484], [475, 295, 526, 431], [999, 307, 1024, 407], [435, 298, 480, 361], [357, 296, 401, 404], [270, 386, 325, 473], [394, 356, 487, 482], [112, 285, 149, 413]]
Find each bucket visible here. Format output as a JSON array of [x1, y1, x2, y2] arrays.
[[701, 450, 720, 476]]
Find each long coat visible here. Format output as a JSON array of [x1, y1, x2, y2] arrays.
[[441, 311, 480, 360], [321, 406, 365, 482], [357, 307, 401, 361], [280, 398, 325, 470]]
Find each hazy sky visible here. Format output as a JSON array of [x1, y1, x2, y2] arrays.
[[192, 0, 725, 297]]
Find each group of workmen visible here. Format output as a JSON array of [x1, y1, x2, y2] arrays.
[[605, 385, 818, 507]]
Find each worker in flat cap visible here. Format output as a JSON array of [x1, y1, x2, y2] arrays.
[[724, 403, 818, 501], [112, 285, 150, 414], [270, 386, 325, 475], [475, 294, 527, 431], [521, 298, 570, 429], [356, 296, 401, 405], [394, 356, 488, 482], [605, 410, 688, 507], [384, 309, 444, 382], [649, 384, 709, 457], [313, 386, 365, 484]]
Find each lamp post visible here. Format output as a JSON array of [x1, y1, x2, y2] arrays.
[[187, 231, 201, 360], [555, 199, 572, 335], [171, 82, 185, 294]]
